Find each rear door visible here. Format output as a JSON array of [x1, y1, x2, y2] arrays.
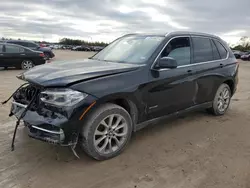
[[3, 44, 26, 67], [189, 36, 228, 104]]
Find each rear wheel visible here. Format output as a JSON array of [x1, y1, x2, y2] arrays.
[[21, 60, 34, 70], [81, 103, 133, 160], [44, 52, 50, 60], [207, 83, 231, 116]]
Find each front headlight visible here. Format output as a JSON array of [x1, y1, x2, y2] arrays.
[[40, 88, 88, 107]]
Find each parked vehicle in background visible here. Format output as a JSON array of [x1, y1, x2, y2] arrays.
[[233, 50, 244, 59], [61, 45, 73, 50], [8, 31, 238, 160], [52, 45, 61, 49], [5, 40, 55, 60], [241, 51, 250, 60], [48, 45, 54, 49], [92, 46, 105, 52], [71, 45, 91, 51], [39, 43, 46, 47], [0, 43, 46, 70]]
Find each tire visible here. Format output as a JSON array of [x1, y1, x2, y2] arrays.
[[207, 83, 231, 116], [21, 60, 34, 70], [81, 103, 133, 160], [44, 52, 50, 60]]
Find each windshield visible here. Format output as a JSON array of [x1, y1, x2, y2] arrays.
[[91, 35, 164, 64]]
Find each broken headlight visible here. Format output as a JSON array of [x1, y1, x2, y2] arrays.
[[40, 88, 88, 107]]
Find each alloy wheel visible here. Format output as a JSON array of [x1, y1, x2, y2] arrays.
[[44, 53, 50, 60], [217, 87, 230, 112], [21, 60, 34, 70], [93, 114, 128, 155]]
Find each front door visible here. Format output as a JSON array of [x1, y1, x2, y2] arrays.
[[3, 44, 25, 68], [146, 36, 197, 120]]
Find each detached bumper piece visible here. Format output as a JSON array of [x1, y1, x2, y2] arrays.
[[27, 124, 65, 145]]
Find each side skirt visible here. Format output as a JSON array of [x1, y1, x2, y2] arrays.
[[134, 102, 212, 132]]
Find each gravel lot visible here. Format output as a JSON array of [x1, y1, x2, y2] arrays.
[[1, 50, 250, 188]]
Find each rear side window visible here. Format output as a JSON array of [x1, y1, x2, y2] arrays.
[[5, 45, 23, 53], [211, 40, 220, 60], [213, 40, 228, 59], [192, 37, 213, 63], [19, 42, 29, 47]]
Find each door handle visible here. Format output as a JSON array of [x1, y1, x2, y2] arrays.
[[20, 54, 26, 56], [220, 63, 224, 68], [187, 70, 192, 74]]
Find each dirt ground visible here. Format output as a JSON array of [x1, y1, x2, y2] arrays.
[[1, 50, 250, 188]]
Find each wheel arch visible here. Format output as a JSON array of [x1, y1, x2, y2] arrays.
[[105, 98, 139, 131], [223, 79, 235, 95], [92, 93, 140, 131]]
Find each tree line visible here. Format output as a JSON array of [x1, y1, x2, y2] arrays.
[[231, 44, 250, 51], [59, 38, 108, 46], [231, 36, 250, 51]]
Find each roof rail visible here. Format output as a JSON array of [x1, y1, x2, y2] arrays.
[[122, 33, 137, 37]]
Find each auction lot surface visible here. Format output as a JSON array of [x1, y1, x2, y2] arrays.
[[1, 50, 250, 188]]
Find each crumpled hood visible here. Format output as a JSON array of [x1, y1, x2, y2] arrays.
[[18, 59, 142, 87]]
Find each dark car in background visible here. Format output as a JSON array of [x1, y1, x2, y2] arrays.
[[5, 40, 55, 60], [8, 31, 238, 160], [0, 43, 46, 69], [92, 46, 105, 52], [71, 45, 91, 51], [241, 51, 250, 60], [233, 50, 244, 59]]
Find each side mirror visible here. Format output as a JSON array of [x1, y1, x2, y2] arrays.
[[157, 57, 177, 69]]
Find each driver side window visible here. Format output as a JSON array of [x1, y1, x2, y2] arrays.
[[161, 37, 191, 66]]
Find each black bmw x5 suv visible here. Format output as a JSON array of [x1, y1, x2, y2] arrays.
[[7, 31, 238, 160]]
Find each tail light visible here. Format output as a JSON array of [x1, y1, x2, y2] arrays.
[[39, 53, 45, 57]]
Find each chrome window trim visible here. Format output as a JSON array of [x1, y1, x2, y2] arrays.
[[151, 35, 229, 71]]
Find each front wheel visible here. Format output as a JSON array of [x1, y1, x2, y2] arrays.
[[21, 60, 34, 70], [207, 83, 231, 116], [81, 103, 133, 160]]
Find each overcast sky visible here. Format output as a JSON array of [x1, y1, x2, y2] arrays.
[[1, 0, 249, 44]]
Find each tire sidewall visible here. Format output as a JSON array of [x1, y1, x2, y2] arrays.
[[82, 105, 133, 160], [212, 84, 231, 115], [44, 52, 50, 60]]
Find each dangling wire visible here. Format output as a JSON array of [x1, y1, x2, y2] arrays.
[[11, 88, 39, 151], [1, 83, 29, 105]]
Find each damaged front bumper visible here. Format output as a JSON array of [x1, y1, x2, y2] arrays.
[[10, 84, 97, 147]]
